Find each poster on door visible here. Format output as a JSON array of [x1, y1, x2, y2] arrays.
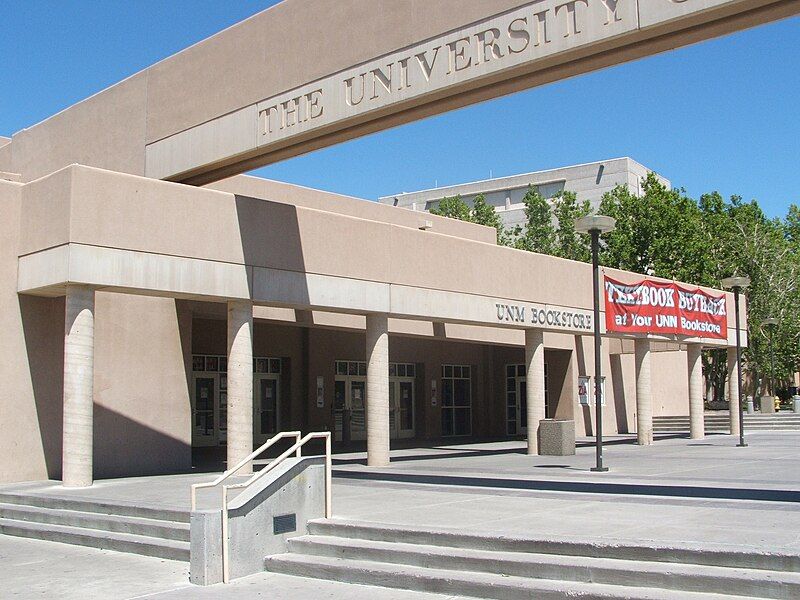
[[604, 276, 727, 339]]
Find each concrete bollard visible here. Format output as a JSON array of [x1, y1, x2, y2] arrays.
[[793, 395, 800, 414], [539, 419, 576, 456], [746, 396, 754, 414]]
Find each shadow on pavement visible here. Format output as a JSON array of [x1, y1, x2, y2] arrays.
[[331, 470, 800, 503]]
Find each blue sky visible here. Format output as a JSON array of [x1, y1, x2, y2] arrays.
[[2, 1, 799, 217]]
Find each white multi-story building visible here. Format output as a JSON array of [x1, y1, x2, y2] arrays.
[[379, 157, 671, 229]]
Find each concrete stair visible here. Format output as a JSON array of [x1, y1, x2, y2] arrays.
[[654, 413, 800, 433], [0, 491, 189, 561], [264, 519, 800, 599]]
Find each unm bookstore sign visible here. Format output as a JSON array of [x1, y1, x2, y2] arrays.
[[604, 277, 727, 339]]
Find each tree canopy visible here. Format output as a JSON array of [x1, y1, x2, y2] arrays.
[[428, 175, 800, 398]]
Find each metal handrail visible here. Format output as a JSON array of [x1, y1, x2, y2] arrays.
[[221, 431, 332, 583], [190, 431, 301, 511]]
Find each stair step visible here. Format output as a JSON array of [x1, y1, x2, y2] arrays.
[[0, 502, 189, 542], [286, 535, 800, 599], [265, 553, 753, 600], [0, 491, 188, 523], [0, 517, 189, 561], [307, 520, 800, 572]]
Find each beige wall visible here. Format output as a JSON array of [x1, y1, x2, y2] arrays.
[[208, 175, 496, 244], [17, 166, 742, 343], [93, 292, 192, 479], [0, 136, 11, 173], [12, 73, 148, 182], [0, 179, 64, 483]]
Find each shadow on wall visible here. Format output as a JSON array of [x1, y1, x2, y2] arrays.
[[234, 194, 308, 305], [93, 403, 191, 479], [573, 335, 593, 436], [610, 353, 629, 434], [20, 295, 65, 480], [545, 349, 572, 420]]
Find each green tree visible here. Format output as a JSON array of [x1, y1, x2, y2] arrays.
[[472, 193, 512, 246], [599, 173, 706, 283], [552, 190, 591, 262], [429, 195, 471, 222], [515, 186, 556, 254], [429, 193, 512, 246]]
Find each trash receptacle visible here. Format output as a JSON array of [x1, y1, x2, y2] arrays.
[[539, 419, 576, 456], [760, 395, 775, 414]]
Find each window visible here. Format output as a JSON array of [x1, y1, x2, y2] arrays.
[[441, 364, 471, 436], [191, 355, 281, 374], [334, 360, 415, 378]]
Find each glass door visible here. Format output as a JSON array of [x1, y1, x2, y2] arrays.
[[254, 374, 279, 445], [192, 375, 217, 447], [517, 377, 527, 435], [333, 377, 367, 442], [349, 380, 367, 441], [390, 379, 415, 438]]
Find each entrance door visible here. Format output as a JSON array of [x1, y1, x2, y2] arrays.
[[517, 377, 527, 435], [349, 380, 367, 441], [390, 379, 415, 438], [334, 377, 367, 442], [254, 374, 279, 446], [192, 375, 217, 447]]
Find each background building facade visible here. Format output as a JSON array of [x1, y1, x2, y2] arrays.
[[379, 158, 671, 229]]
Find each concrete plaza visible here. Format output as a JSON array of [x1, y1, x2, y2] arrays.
[[1, 431, 799, 598]]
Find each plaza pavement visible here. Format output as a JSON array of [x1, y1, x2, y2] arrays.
[[1, 431, 798, 598]]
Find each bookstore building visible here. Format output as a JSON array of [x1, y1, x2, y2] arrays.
[[0, 0, 755, 487]]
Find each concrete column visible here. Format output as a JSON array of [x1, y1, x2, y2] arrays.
[[525, 329, 545, 455], [727, 346, 740, 436], [687, 344, 704, 439], [635, 338, 653, 446], [366, 314, 389, 467], [63, 285, 95, 487], [227, 300, 253, 473]]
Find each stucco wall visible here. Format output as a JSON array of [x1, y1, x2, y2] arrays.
[[0, 179, 64, 483], [17, 166, 742, 344], [652, 350, 691, 417], [92, 292, 192, 478], [208, 175, 496, 244], [0, 137, 11, 173]]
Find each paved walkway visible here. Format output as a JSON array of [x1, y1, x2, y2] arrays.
[[328, 431, 800, 553], [2, 431, 799, 598], [0, 535, 462, 600]]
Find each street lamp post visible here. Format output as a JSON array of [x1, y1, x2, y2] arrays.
[[721, 276, 751, 448], [576, 214, 616, 472], [763, 317, 778, 398]]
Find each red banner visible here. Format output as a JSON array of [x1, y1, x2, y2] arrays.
[[604, 277, 727, 340]]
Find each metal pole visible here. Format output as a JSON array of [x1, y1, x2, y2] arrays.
[[590, 229, 608, 472], [734, 287, 747, 447], [769, 328, 775, 397]]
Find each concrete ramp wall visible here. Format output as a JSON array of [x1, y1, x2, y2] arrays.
[[190, 455, 326, 585]]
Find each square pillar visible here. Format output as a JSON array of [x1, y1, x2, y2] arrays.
[[635, 338, 653, 446], [63, 285, 95, 487], [525, 329, 545, 456], [687, 344, 704, 439], [366, 314, 389, 467], [727, 346, 740, 436], [227, 300, 253, 473]]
